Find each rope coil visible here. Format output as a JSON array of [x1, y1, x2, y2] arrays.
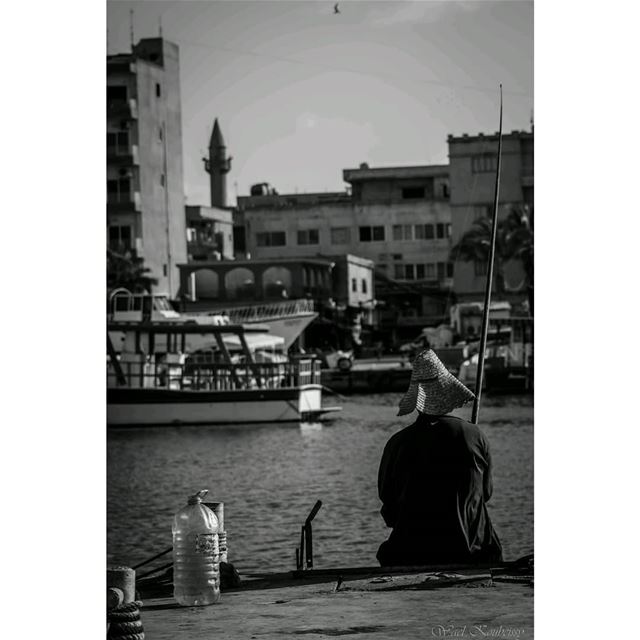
[[107, 600, 145, 640]]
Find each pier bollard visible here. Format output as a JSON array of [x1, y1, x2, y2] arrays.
[[107, 565, 136, 603]]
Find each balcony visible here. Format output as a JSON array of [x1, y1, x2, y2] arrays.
[[107, 190, 141, 212], [107, 98, 138, 119], [107, 144, 139, 165]]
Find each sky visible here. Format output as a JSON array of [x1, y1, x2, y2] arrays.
[[107, 0, 533, 205]]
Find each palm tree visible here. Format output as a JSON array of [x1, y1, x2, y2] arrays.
[[450, 206, 533, 315], [107, 249, 157, 295]]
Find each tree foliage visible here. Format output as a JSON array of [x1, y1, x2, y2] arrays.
[[107, 249, 157, 295], [450, 206, 533, 313]]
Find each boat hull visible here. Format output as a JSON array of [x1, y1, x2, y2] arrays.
[[107, 384, 325, 426], [242, 313, 317, 350]]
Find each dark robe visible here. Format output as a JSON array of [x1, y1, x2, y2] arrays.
[[377, 412, 502, 566]]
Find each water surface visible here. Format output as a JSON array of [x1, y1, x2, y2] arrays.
[[107, 393, 533, 573]]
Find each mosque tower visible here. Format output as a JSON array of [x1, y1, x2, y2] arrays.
[[203, 118, 232, 207]]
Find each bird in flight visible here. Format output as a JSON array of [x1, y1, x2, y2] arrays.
[[334, 3, 340, 14]]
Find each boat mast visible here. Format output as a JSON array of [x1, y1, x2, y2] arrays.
[[471, 85, 503, 424]]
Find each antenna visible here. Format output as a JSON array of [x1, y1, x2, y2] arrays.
[[130, 9, 135, 50]]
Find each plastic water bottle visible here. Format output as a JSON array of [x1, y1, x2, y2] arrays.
[[172, 490, 221, 606]]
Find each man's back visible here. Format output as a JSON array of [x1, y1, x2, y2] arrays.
[[377, 413, 502, 565]]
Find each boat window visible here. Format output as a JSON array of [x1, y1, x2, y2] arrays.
[[154, 297, 172, 311], [113, 296, 131, 312], [132, 297, 143, 312]]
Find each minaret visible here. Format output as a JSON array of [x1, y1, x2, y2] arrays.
[[203, 118, 232, 208]]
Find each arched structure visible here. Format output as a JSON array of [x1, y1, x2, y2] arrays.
[[193, 269, 220, 299], [225, 267, 256, 300]]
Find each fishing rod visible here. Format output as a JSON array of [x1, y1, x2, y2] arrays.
[[471, 85, 503, 425]]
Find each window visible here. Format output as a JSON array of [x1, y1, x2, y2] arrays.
[[414, 224, 425, 240], [474, 260, 488, 276], [361, 279, 367, 294], [392, 253, 402, 261], [107, 85, 127, 103], [155, 83, 161, 97], [108, 225, 132, 252], [256, 231, 286, 247], [416, 264, 425, 279], [359, 226, 385, 242], [425, 224, 434, 239], [331, 227, 350, 245], [351, 278, 357, 292], [402, 187, 425, 200], [425, 263, 435, 279], [436, 223, 446, 239], [404, 264, 415, 280], [107, 131, 129, 155], [442, 184, 450, 198], [160, 174, 165, 187], [394, 264, 404, 280], [297, 229, 319, 245], [447, 262, 454, 278], [107, 177, 131, 203], [392, 224, 413, 241], [472, 154, 497, 173], [437, 262, 446, 279]]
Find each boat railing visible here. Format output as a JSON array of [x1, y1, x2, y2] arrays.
[[224, 299, 315, 324], [107, 357, 322, 391]]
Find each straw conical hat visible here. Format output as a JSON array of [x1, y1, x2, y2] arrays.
[[397, 349, 475, 416]]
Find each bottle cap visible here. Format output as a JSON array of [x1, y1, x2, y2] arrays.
[[188, 489, 208, 505]]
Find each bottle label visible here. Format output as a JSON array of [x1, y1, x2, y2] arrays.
[[195, 533, 218, 555]]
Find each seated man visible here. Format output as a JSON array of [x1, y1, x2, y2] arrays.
[[377, 349, 503, 566]]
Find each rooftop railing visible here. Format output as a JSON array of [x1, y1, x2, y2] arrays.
[[224, 299, 316, 323]]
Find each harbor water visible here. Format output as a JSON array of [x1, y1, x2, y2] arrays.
[[107, 393, 533, 573]]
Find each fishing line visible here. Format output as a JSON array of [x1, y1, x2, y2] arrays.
[[173, 37, 532, 99]]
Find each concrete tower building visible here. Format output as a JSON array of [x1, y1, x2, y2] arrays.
[[107, 38, 187, 296], [203, 119, 232, 208]]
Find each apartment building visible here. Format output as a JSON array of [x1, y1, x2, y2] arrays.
[[107, 38, 187, 296], [235, 163, 454, 324]]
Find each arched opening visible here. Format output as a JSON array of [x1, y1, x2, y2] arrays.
[[193, 269, 220, 300], [262, 266, 292, 299], [225, 267, 256, 300]]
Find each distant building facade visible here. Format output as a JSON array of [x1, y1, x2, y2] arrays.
[[235, 164, 454, 327], [107, 38, 187, 296], [185, 206, 234, 262], [178, 254, 373, 313], [448, 130, 533, 304]]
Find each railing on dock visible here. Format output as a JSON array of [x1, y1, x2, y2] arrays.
[[107, 358, 322, 391]]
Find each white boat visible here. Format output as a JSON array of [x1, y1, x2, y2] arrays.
[[107, 321, 340, 426], [108, 290, 318, 352]]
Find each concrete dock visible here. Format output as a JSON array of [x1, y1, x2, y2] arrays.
[[140, 570, 533, 639]]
